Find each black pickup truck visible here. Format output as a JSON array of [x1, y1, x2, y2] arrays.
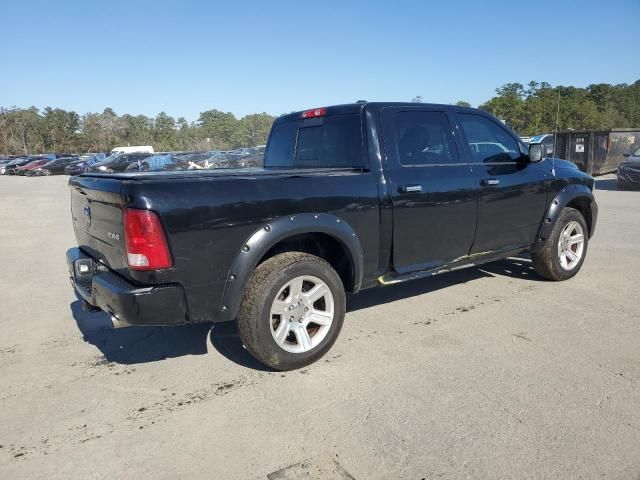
[[66, 102, 598, 370]]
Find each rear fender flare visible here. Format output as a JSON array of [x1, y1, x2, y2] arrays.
[[532, 184, 596, 253], [217, 213, 364, 322]]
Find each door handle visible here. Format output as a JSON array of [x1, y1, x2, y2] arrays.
[[480, 178, 500, 186], [398, 184, 422, 194]]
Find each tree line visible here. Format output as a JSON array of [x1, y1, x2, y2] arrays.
[[1, 79, 638, 155], [420, 80, 639, 136], [476, 80, 640, 136], [0, 107, 275, 155]]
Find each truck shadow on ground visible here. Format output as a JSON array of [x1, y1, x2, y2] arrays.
[[208, 322, 275, 371], [71, 257, 541, 369], [347, 256, 541, 312], [71, 299, 271, 370], [71, 300, 212, 364]]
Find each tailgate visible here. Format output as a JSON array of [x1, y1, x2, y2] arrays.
[[69, 176, 130, 276]]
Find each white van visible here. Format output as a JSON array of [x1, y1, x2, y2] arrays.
[[111, 146, 154, 154]]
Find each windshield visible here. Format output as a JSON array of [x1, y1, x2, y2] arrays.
[[633, 146, 640, 157]]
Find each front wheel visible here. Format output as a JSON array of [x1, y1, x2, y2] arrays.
[[236, 252, 346, 370], [531, 207, 589, 281]]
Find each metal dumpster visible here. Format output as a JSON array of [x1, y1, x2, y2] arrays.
[[554, 129, 640, 175]]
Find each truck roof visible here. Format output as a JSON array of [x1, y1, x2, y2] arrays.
[[276, 102, 467, 123]]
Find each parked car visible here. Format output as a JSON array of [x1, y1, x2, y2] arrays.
[[3, 156, 42, 175], [240, 146, 265, 168], [617, 146, 640, 190], [64, 153, 106, 176], [528, 133, 555, 157], [14, 158, 49, 175], [163, 152, 207, 170], [211, 148, 264, 169], [202, 151, 233, 168], [1, 158, 20, 175], [0, 157, 14, 171], [225, 148, 252, 166], [66, 102, 597, 371], [78, 153, 106, 162], [85, 152, 153, 173], [28, 156, 79, 176], [124, 154, 177, 172]]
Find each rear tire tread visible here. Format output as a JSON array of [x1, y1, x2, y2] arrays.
[[236, 252, 345, 370]]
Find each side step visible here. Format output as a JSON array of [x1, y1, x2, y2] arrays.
[[378, 248, 527, 285]]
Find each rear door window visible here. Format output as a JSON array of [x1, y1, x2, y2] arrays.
[[265, 114, 363, 168], [394, 111, 458, 166]]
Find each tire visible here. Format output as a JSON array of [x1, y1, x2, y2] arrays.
[[236, 252, 346, 370], [531, 207, 589, 281]]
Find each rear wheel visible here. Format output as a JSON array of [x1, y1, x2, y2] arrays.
[[531, 207, 588, 281], [236, 252, 346, 370]]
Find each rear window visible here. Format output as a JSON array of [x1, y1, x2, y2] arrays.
[[264, 114, 363, 168]]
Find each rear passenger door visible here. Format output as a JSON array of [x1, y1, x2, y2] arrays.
[[381, 107, 478, 274]]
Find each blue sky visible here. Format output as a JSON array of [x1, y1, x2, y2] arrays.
[[1, 0, 638, 120]]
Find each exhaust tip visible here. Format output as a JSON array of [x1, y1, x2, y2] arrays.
[[110, 314, 128, 329]]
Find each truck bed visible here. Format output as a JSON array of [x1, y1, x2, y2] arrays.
[[78, 166, 365, 182], [69, 167, 382, 323]]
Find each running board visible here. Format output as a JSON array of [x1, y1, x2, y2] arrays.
[[378, 248, 527, 286]]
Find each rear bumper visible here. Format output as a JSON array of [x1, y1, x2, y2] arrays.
[[66, 247, 188, 326], [617, 170, 640, 188]]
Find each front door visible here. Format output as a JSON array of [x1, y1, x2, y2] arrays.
[[381, 107, 478, 274], [455, 112, 549, 254]]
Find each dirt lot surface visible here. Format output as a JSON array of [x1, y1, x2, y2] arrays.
[[1, 174, 639, 479]]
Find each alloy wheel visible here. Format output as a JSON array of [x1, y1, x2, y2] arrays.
[[269, 275, 334, 353], [557, 221, 585, 271]]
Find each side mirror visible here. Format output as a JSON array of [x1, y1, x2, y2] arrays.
[[528, 143, 543, 163], [623, 153, 630, 158]]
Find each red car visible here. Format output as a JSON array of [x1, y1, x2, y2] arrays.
[[15, 159, 48, 176]]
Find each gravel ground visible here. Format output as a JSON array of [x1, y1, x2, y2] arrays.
[[0, 174, 639, 479]]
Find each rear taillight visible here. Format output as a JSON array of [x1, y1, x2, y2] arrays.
[[123, 208, 172, 270]]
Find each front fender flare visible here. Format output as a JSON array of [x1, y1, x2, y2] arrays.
[[217, 213, 364, 322], [531, 184, 597, 253]]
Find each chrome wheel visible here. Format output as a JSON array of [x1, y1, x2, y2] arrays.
[[557, 221, 585, 271], [269, 275, 334, 354]]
